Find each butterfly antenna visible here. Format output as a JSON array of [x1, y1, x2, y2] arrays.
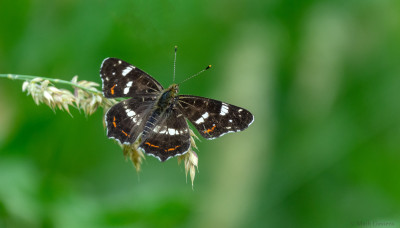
[[173, 45, 177, 83], [178, 65, 212, 85]]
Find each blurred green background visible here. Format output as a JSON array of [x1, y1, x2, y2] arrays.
[[1, 0, 400, 227]]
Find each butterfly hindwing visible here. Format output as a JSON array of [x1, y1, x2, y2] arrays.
[[177, 95, 254, 139], [139, 108, 191, 162], [100, 58, 163, 98], [105, 96, 157, 144]]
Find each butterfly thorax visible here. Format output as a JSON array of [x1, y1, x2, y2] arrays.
[[156, 84, 179, 110]]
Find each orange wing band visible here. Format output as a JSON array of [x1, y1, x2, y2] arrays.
[[112, 116, 117, 128], [110, 84, 116, 95], [165, 145, 180, 152], [145, 142, 159, 148], [204, 125, 216, 134]]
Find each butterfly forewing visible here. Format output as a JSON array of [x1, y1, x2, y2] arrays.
[[101, 58, 163, 98], [105, 96, 157, 144], [139, 108, 191, 161], [177, 95, 254, 139]]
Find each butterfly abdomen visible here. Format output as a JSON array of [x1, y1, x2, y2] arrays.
[[141, 109, 161, 140]]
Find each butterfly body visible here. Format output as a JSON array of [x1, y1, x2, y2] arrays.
[[100, 57, 254, 161], [141, 84, 179, 142]]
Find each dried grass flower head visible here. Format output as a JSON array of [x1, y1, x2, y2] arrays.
[[122, 129, 200, 187], [20, 75, 118, 116], [22, 78, 75, 114], [71, 76, 104, 116], [177, 129, 200, 187]]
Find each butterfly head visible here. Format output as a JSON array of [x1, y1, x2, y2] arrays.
[[169, 83, 179, 97]]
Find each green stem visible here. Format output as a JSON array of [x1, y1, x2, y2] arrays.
[[0, 74, 101, 94]]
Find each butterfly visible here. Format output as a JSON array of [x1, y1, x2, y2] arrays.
[[100, 57, 254, 161]]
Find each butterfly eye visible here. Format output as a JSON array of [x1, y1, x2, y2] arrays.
[[174, 85, 179, 94]]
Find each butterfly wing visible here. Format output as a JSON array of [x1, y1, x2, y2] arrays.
[[105, 96, 157, 144], [177, 95, 254, 139], [100, 58, 163, 98], [139, 107, 191, 162]]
